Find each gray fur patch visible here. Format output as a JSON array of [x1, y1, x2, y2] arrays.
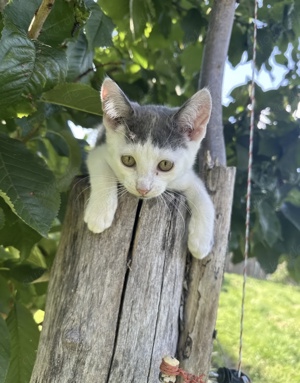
[[121, 104, 186, 149], [96, 125, 106, 146]]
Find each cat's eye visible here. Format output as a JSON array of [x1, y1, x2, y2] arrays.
[[121, 155, 136, 167], [158, 160, 174, 172]]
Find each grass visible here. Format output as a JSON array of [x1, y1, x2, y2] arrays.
[[212, 273, 300, 383]]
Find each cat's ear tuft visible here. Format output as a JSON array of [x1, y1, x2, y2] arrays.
[[101, 78, 133, 127], [176, 88, 212, 142]]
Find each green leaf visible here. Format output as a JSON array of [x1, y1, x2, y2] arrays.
[[3, 0, 40, 32], [281, 202, 300, 231], [181, 8, 204, 44], [5, 303, 40, 383], [257, 200, 282, 247], [131, 46, 148, 69], [0, 22, 67, 117], [0, 207, 4, 230], [228, 24, 248, 66], [0, 315, 10, 383], [0, 135, 60, 237], [254, 242, 281, 274], [0, 214, 41, 262], [41, 83, 102, 115], [98, 0, 129, 31], [85, 2, 115, 49], [9, 265, 46, 284], [4, 0, 85, 46], [129, 0, 154, 37], [0, 275, 13, 316], [40, 0, 85, 46], [180, 44, 203, 75], [66, 31, 94, 82], [285, 188, 300, 207], [45, 130, 82, 192]]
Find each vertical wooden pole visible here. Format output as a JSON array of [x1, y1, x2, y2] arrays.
[[178, 165, 236, 379], [30, 180, 188, 382]]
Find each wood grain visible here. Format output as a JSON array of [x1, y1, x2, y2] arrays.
[[178, 165, 236, 380], [31, 165, 235, 382], [30, 179, 188, 382]]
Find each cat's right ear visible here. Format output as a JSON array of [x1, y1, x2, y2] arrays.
[[101, 78, 133, 128]]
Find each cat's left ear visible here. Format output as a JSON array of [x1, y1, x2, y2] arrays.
[[176, 88, 212, 142], [101, 77, 133, 128]]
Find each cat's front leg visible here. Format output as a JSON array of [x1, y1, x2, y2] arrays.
[[84, 146, 118, 233], [172, 171, 215, 259]]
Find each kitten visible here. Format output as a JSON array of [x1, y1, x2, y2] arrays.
[[84, 78, 214, 259]]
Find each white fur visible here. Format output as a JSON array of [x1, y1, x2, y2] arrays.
[[84, 78, 214, 258], [84, 123, 215, 259]]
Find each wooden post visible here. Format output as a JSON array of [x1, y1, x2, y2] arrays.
[[178, 165, 236, 378], [30, 179, 188, 382], [30, 162, 235, 382]]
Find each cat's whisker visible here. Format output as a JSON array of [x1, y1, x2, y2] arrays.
[[158, 194, 172, 216], [165, 190, 192, 215], [75, 184, 92, 203], [162, 192, 186, 234], [168, 189, 199, 216]]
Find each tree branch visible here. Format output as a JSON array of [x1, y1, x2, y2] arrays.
[[198, 0, 236, 168], [28, 0, 56, 40], [0, 0, 8, 12]]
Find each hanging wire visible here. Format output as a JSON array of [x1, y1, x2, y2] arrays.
[[237, 0, 258, 377]]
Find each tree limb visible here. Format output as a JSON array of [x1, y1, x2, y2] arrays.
[[198, 0, 236, 168], [28, 0, 56, 40]]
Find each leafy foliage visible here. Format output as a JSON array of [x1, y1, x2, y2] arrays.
[[0, 0, 300, 381], [5, 303, 40, 383]]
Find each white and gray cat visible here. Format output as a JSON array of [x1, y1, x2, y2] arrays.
[[84, 78, 214, 259]]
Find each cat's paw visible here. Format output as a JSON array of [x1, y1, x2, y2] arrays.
[[188, 219, 214, 259], [84, 196, 118, 234]]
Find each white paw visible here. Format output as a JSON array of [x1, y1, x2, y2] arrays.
[[188, 218, 214, 259], [84, 196, 117, 234]]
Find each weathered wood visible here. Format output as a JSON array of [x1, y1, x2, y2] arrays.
[[178, 165, 236, 379], [31, 164, 235, 382], [30, 179, 188, 383]]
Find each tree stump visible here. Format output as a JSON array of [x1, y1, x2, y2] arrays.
[[30, 165, 235, 382], [30, 178, 188, 382]]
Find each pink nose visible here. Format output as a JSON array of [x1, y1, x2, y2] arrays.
[[137, 188, 150, 196]]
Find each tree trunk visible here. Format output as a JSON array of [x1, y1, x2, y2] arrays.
[[198, 0, 236, 168], [30, 180, 188, 382]]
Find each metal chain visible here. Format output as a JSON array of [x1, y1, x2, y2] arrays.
[[237, 0, 258, 377]]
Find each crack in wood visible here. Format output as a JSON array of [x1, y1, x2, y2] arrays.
[[106, 199, 143, 383]]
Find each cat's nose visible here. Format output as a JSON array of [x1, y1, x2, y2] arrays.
[[136, 188, 150, 196]]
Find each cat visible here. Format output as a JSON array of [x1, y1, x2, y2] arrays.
[[84, 77, 214, 259]]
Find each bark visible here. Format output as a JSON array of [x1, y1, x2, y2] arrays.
[[28, 0, 56, 40], [0, 0, 8, 12], [178, 165, 236, 378], [31, 164, 235, 382], [198, 0, 236, 168], [30, 179, 188, 382]]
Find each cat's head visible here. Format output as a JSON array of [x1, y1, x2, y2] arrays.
[[100, 77, 211, 199]]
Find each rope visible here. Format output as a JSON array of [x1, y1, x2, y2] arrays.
[[237, 0, 258, 377], [160, 358, 205, 383]]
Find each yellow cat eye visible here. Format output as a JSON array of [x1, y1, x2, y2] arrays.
[[158, 160, 174, 172], [121, 155, 136, 167]]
